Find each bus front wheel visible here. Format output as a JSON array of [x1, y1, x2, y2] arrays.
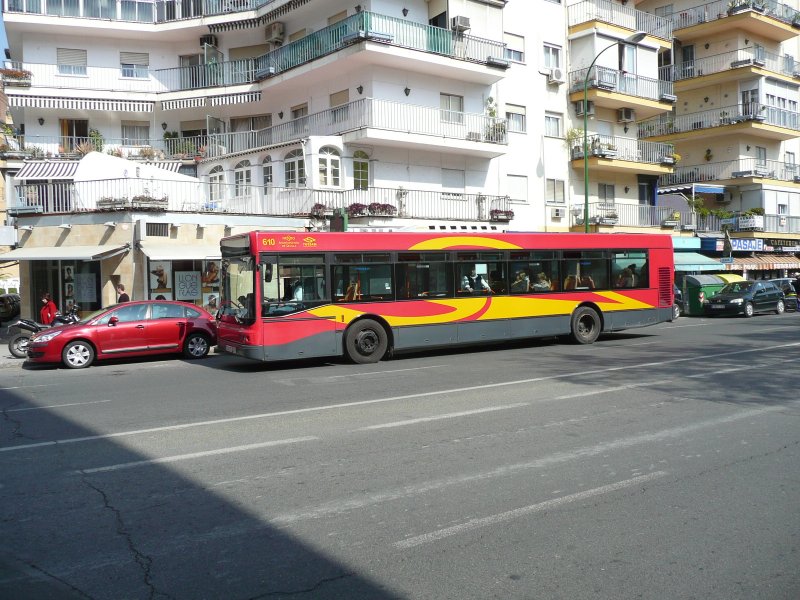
[[570, 306, 601, 345], [345, 319, 388, 364]]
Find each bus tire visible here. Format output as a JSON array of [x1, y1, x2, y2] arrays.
[[345, 319, 388, 364], [570, 306, 601, 345]]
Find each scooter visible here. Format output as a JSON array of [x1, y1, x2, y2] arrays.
[[7, 306, 81, 358]]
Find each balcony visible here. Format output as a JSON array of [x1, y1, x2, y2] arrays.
[[668, 47, 800, 92], [638, 102, 800, 141], [660, 157, 800, 186], [670, 0, 800, 43], [204, 98, 509, 159], [9, 179, 513, 222], [567, 0, 673, 45], [569, 134, 676, 175], [9, 134, 209, 160], [568, 66, 675, 119]]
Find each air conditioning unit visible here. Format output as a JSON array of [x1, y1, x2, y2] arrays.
[[266, 22, 285, 44], [200, 34, 218, 48], [617, 108, 636, 123], [547, 68, 565, 84], [551, 207, 566, 218], [451, 15, 471, 32], [575, 100, 594, 117]]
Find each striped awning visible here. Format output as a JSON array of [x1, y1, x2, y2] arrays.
[[210, 91, 261, 106], [161, 97, 206, 111], [13, 160, 79, 180], [8, 95, 153, 112], [143, 161, 183, 173], [726, 253, 800, 271]]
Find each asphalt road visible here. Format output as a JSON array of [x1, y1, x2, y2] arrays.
[[1, 314, 799, 599]]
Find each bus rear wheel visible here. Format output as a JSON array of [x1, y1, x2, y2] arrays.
[[570, 306, 601, 345], [345, 319, 388, 364]]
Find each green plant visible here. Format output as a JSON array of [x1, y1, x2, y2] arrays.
[[0, 68, 31, 80], [88, 128, 104, 153], [106, 147, 123, 157], [163, 130, 179, 140], [711, 208, 734, 218], [565, 128, 583, 149], [75, 141, 95, 156], [347, 202, 368, 217], [138, 146, 156, 160]]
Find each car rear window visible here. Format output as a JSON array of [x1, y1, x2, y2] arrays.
[[185, 307, 202, 318]]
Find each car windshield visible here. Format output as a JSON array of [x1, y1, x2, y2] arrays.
[[720, 282, 753, 294], [79, 307, 109, 324]]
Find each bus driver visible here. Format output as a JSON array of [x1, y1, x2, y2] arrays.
[[462, 266, 491, 294]]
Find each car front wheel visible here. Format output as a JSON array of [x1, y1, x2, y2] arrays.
[[672, 304, 681, 321], [744, 302, 754, 318], [183, 332, 210, 359], [776, 300, 785, 315], [62, 341, 95, 369]]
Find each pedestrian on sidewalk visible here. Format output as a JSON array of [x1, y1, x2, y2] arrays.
[[39, 293, 58, 325]]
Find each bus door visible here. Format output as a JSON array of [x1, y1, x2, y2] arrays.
[[261, 255, 337, 357]]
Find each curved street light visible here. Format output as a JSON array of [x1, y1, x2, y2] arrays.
[[582, 31, 647, 233]]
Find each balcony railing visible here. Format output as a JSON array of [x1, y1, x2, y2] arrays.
[[567, 0, 673, 40], [10, 180, 512, 222], [205, 98, 508, 158], [670, 0, 800, 30], [660, 157, 800, 185], [6, 0, 274, 23], [569, 65, 674, 101], [638, 102, 800, 137], [570, 134, 674, 164], [3, 12, 506, 96], [671, 47, 798, 80], [9, 134, 209, 160]]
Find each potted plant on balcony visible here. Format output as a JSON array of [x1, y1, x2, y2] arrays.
[[88, 128, 104, 153], [727, 0, 750, 15], [0, 68, 32, 87], [347, 202, 369, 217], [310, 203, 327, 218], [489, 208, 515, 221], [368, 202, 397, 216]]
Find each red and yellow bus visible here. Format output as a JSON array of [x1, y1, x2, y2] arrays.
[[218, 231, 674, 364]]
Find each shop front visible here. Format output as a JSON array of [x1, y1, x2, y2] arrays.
[[138, 242, 221, 313]]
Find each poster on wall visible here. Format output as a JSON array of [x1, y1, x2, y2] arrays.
[[150, 263, 172, 292], [151, 292, 173, 300], [202, 293, 218, 314], [201, 260, 220, 290], [73, 273, 97, 303], [63, 266, 74, 283], [175, 271, 201, 301]]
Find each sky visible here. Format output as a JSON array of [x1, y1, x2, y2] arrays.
[[0, 14, 8, 55]]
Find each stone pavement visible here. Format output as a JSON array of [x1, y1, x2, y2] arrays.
[[0, 324, 26, 368]]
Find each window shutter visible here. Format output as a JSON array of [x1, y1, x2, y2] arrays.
[[57, 48, 87, 66], [329, 89, 349, 107], [120, 52, 149, 66]]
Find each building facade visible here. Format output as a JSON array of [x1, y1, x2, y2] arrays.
[[0, 0, 798, 317]]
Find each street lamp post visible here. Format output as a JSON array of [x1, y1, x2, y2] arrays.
[[582, 31, 647, 233]]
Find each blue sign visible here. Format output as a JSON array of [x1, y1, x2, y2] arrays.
[[712, 238, 764, 252]]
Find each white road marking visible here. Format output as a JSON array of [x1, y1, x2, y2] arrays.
[[323, 365, 446, 379], [356, 403, 529, 431], [76, 436, 318, 474], [0, 384, 58, 391], [269, 405, 787, 525], [394, 471, 668, 549], [554, 379, 672, 400], [5, 399, 113, 413], [3, 340, 798, 454]]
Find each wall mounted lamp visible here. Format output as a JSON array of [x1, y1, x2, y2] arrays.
[[746, 145, 751, 151], [58, 223, 72, 230], [703, 96, 709, 103], [357, 85, 363, 95], [402, 7, 408, 16], [19, 225, 33, 231], [278, 111, 284, 119], [161, 122, 168, 130], [745, 38, 750, 45], [37, 117, 44, 126], [104, 221, 117, 228], [354, 4, 361, 12], [704, 43, 710, 49], [624, 186, 630, 193], [404, 86, 411, 96], [623, 124, 629, 133]]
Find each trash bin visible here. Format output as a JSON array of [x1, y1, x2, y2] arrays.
[[684, 274, 726, 316]]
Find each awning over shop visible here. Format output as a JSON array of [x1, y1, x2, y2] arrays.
[[142, 161, 183, 173], [726, 253, 800, 271], [659, 184, 726, 195], [13, 160, 79, 181], [674, 251, 724, 272], [138, 241, 221, 261], [0, 244, 129, 262]]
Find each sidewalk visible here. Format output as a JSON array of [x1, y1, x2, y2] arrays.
[[0, 324, 26, 369]]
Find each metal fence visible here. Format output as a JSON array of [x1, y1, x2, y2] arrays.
[[568, 65, 673, 101], [661, 158, 800, 185], [567, 0, 673, 40], [638, 102, 800, 137], [570, 134, 674, 164], [670, 0, 800, 30], [671, 47, 797, 80]]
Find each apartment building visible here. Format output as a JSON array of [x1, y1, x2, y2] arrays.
[[0, 0, 797, 316]]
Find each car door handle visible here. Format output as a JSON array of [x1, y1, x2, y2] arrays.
[[136, 324, 145, 329]]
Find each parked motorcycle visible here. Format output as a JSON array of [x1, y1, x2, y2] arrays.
[[7, 307, 81, 358]]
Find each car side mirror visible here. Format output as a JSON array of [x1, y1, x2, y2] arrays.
[[108, 316, 119, 326], [264, 263, 273, 283]]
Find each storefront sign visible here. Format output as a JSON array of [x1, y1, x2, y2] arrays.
[[737, 216, 764, 230], [175, 271, 201, 301], [715, 238, 764, 252]]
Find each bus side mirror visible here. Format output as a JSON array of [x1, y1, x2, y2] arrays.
[[265, 264, 273, 283]]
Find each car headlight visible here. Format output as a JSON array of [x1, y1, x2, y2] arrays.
[[729, 298, 743, 304], [33, 330, 64, 343]]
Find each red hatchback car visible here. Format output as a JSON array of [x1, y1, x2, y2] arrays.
[[27, 300, 217, 369]]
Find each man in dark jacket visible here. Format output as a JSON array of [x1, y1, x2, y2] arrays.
[[117, 284, 130, 303]]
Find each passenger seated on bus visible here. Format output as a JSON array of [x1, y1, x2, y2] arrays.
[[564, 275, 577, 290], [615, 268, 635, 288], [579, 274, 596, 289], [343, 279, 360, 301], [292, 279, 303, 301], [489, 270, 506, 294], [511, 270, 530, 293], [532, 272, 552, 292], [462, 267, 492, 294]]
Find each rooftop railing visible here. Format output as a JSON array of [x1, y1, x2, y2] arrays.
[[671, 46, 798, 80], [569, 134, 674, 164], [669, 0, 800, 30], [567, 0, 673, 40], [568, 65, 674, 101], [637, 102, 800, 137], [2, 12, 506, 96], [7, 134, 209, 160], [9, 180, 512, 222]]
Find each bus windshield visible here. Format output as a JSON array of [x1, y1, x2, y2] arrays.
[[220, 255, 256, 323]]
